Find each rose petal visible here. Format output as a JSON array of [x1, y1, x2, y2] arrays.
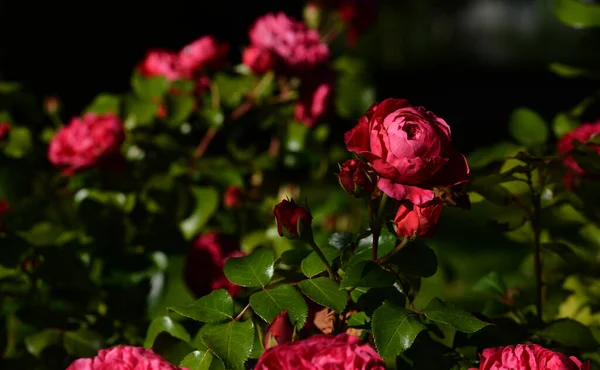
[[344, 115, 371, 153], [422, 148, 470, 187], [377, 178, 435, 205]]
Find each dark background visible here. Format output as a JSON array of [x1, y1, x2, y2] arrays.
[[1, 0, 599, 152]]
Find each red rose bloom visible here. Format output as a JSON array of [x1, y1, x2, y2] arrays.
[[557, 120, 600, 189], [255, 333, 385, 370], [344, 98, 469, 205], [178, 35, 229, 75], [394, 199, 443, 238], [48, 112, 125, 175], [273, 199, 313, 239], [337, 159, 377, 197], [294, 69, 334, 127], [469, 344, 590, 370], [184, 232, 243, 298], [66, 345, 186, 370], [264, 311, 294, 349], [223, 185, 244, 209], [249, 12, 329, 74], [242, 45, 277, 75], [138, 50, 185, 81], [0, 122, 11, 141]]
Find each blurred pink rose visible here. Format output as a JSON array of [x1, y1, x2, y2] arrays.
[[255, 333, 385, 370], [48, 112, 125, 175], [394, 199, 443, 238], [178, 36, 229, 74], [138, 50, 185, 81], [0, 122, 11, 141], [249, 12, 329, 74], [557, 120, 600, 189], [294, 69, 334, 127], [184, 232, 243, 298], [66, 345, 186, 370], [242, 45, 276, 74], [469, 344, 590, 370], [344, 98, 469, 205]]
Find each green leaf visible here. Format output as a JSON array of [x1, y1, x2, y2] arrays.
[[3, 126, 32, 158], [180, 350, 215, 370], [84, 94, 121, 114], [508, 107, 548, 146], [166, 94, 196, 125], [124, 95, 159, 126], [372, 302, 426, 357], [250, 284, 308, 327], [24, 329, 62, 357], [472, 271, 506, 296], [63, 329, 104, 358], [552, 113, 579, 139], [554, 0, 600, 28], [340, 260, 397, 289], [389, 242, 438, 278], [223, 248, 275, 288], [169, 289, 234, 323], [301, 246, 340, 278], [423, 298, 489, 333], [536, 319, 599, 349], [466, 141, 523, 170], [298, 277, 348, 313], [200, 107, 225, 128], [348, 312, 370, 328], [280, 247, 312, 266], [144, 316, 191, 348], [213, 73, 256, 108], [328, 232, 354, 250], [549, 63, 597, 79], [179, 186, 219, 241], [249, 327, 265, 360], [200, 320, 255, 368], [132, 73, 169, 99], [285, 121, 309, 152], [542, 242, 579, 264], [470, 176, 513, 206], [334, 56, 376, 119]]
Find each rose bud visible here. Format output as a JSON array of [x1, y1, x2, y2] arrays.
[[264, 310, 294, 349], [0, 122, 11, 142], [242, 45, 276, 75], [557, 120, 600, 189], [223, 185, 244, 209], [469, 344, 590, 370], [138, 50, 185, 81], [273, 198, 313, 240], [337, 159, 377, 197], [178, 35, 229, 75], [394, 199, 443, 238], [44, 96, 61, 115]]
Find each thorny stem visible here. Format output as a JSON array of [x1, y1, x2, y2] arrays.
[[377, 238, 408, 265], [234, 303, 251, 321], [310, 240, 338, 281]]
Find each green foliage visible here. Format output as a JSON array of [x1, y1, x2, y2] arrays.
[[179, 186, 220, 240], [298, 277, 348, 312], [372, 302, 426, 357], [250, 284, 308, 327], [223, 248, 275, 288], [508, 107, 549, 147], [422, 298, 489, 333], [168, 290, 234, 323], [554, 0, 600, 28], [200, 320, 254, 368]]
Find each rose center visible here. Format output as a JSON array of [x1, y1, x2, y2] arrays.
[[403, 124, 421, 140]]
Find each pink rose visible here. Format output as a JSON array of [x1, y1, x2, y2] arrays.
[[0, 122, 11, 141], [294, 69, 334, 127], [184, 232, 243, 298], [470, 344, 590, 370], [242, 45, 276, 74], [344, 98, 469, 205], [557, 120, 600, 189], [138, 50, 185, 81], [255, 333, 385, 370], [249, 12, 329, 74], [178, 36, 229, 75], [394, 199, 443, 238], [66, 345, 186, 370], [48, 112, 125, 175]]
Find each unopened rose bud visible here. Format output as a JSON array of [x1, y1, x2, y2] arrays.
[[273, 198, 313, 240], [337, 159, 376, 197], [0, 122, 11, 142], [0, 200, 9, 232], [264, 310, 294, 349], [242, 45, 276, 75], [223, 185, 244, 209], [157, 104, 167, 119], [394, 199, 443, 239], [303, 2, 322, 29], [44, 96, 60, 115]]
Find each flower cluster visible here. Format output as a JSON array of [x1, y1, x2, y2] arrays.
[[66, 345, 186, 370], [557, 120, 600, 188]]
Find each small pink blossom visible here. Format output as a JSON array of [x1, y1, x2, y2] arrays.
[[178, 36, 229, 74], [138, 50, 185, 81]]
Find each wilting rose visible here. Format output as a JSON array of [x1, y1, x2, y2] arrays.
[[249, 12, 329, 73], [0, 122, 11, 141], [138, 50, 185, 81], [273, 199, 313, 240], [255, 333, 385, 370], [242, 45, 276, 75], [394, 199, 443, 238], [294, 68, 334, 127], [223, 185, 244, 209], [265, 311, 294, 349], [178, 35, 229, 74], [66, 345, 186, 370], [337, 159, 377, 197], [557, 120, 600, 189], [48, 112, 125, 175], [469, 344, 590, 370], [344, 98, 469, 205], [184, 232, 243, 298]]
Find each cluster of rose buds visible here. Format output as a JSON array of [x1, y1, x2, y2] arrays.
[[341, 98, 470, 238]]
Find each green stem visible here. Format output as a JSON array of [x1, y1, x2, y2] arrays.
[[309, 240, 338, 281], [377, 238, 408, 265], [370, 193, 389, 261], [526, 170, 543, 321]]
